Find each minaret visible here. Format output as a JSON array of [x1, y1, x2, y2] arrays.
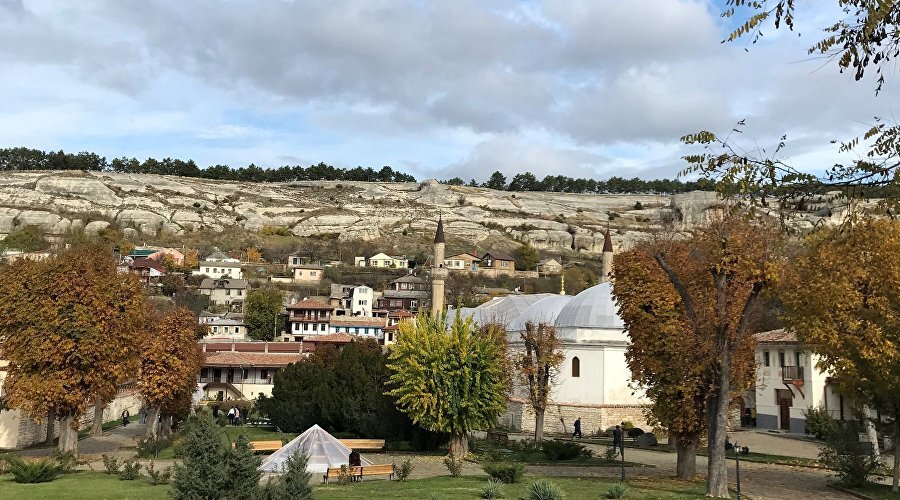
[[431, 217, 447, 316], [600, 229, 613, 283]]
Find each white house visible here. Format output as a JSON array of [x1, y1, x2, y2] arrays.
[[198, 278, 248, 309], [193, 260, 243, 280], [203, 318, 248, 341], [752, 329, 851, 433], [350, 285, 374, 316], [356, 253, 407, 269], [329, 316, 386, 340]]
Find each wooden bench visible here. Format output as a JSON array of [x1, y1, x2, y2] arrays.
[[338, 438, 386, 451], [322, 464, 394, 483], [237, 440, 282, 452]]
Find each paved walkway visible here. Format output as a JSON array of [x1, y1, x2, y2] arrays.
[[19, 422, 149, 460]]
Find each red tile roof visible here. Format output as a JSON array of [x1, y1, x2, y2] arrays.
[[329, 317, 386, 328], [286, 298, 333, 310], [203, 351, 303, 367], [302, 333, 355, 343], [754, 329, 799, 344]]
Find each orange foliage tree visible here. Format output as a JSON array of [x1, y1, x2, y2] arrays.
[[140, 308, 204, 440], [613, 212, 782, 496], [0, 246, 147, 454], [780, 218, 900, 491], [514, 322, 565, 442]]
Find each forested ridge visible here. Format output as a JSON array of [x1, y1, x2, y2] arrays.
[[0, 146, 716, 194]]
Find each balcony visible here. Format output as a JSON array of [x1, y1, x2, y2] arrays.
[[781, 365, 805, 383]]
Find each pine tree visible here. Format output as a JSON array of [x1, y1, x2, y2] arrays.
[[222, 434, 261, 499], [257, 451, 313, 500], [170, 415, 228, 500]]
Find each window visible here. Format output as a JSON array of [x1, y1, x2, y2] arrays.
[[571, 357, 580, 377], [224, 326, 230, 334], [261, 369, 269, 380], [410, 300, 418, 309], [795, 351, 802, 367], [212, 326, 218, 333], [778, 351, 786, 367], [312, 323, 318, 332], [763, 351, 770, 367]]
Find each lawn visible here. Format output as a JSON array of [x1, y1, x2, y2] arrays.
[[0, 472, 717, 499], [845, 482, 900, 499], [223, 425, 297, 443]]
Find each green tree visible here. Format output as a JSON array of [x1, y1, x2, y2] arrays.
[[445, 177, 464, 185], [779, 218, 900, 491], [514, 243, 540, 271], [1, 225, 49, 252], [245, 286, 285, 341], [483, 171, 508, 191], [170, 415, 229, 499], [222, 434, 262, 499], [387, 313, 508, 458], [258, 451, 314, 500]]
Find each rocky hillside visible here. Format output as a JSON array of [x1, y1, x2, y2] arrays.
[[0, 171, 846, 255]]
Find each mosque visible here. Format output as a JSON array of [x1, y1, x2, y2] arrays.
[[433, 220, 648, 436]]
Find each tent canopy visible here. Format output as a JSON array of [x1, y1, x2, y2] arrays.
[[259, 424, 372, 474]]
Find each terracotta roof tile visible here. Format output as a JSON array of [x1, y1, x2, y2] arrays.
[[754, 329, 798, 344], [204, 351, 303, 367], [286, 298, 333, 310]]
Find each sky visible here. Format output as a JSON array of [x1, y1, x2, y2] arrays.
[[0, 0, 896, 182]]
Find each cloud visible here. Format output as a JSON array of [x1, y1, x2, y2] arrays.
[[0, 0, 894, 181]]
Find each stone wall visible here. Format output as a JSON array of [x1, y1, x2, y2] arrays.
[[501, 398, 649, 437], [1, 387, 142, 450]]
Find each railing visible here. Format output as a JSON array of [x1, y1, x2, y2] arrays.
[[781, 365, 804, 381], [198, 376, 273, 385]]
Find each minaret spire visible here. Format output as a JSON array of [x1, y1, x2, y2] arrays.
[[601, 227, 613, 284], [431, 216, 447, 316]]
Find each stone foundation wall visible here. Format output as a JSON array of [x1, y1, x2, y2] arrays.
[[502, 399, 649, 437]]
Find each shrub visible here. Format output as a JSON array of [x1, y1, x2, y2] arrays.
[[804, 405, 837, 439], [5, 456, 62, 483], [393, 459, 413, 481], [443, 455, 464, 477], [633, 201, 644, 210], [146, 461, 172, 485], [606, 484, 628, 498], [480, 478, 506, 499], [620, 421, 635, 430], [337, 464, 353, 485], [526, 479, 565, 500], [541, 440, 585, 460], [118, 459, 142, 480], [604, 446, 619, 461], [53, 451, 79, 473], [257, 451, 314, 500], [101, 454, 121, 474], [482, 462, 524, 484], [627, 428, 644, 440], [819, 419, 883, 487], [137, 436, 174, 458]]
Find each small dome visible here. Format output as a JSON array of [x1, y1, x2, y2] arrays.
[[554, 282, 624, 329], [509, 295, 574, 332]]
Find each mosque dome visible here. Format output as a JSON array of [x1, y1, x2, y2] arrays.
[[554, 282, 624, 329], [508, 294, 574, 332]]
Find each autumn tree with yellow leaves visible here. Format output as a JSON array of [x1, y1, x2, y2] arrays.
[[514, 322, 565, 442], [780, 218, 900, 491], [613, 212, 782, 496], [140, 307, 204, 440], [0, 246, 147, 454]]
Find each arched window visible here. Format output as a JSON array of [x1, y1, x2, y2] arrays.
[[572, 357, 580, 378]]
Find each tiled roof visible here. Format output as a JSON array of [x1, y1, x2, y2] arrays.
[[383, 290, 430, 299], [303, 333, 355, 343], [389, 310, 415, 318], [296, 264, 324, 270], [204, 351, 303, 367], [132, 257, 166, 272], [483, 251, 515, 261], [199, 260, 241, 268], [391, 275, 426, 284], [755, 329, 799, 344], [286, 298, 333, 310]]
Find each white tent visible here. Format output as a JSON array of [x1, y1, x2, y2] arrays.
[[259, 424, 372, 474]]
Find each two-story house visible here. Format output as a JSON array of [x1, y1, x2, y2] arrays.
[[378, 275, 430, 313], [444, 252, 481, 271], [126, 257, 166, 287], [354, 253, 408, 269], [481, 251, 516, 277], [198, 278, 248, 310], [192, 260, 243, 280], [329, 316, 387, 340], [752, 329, 851, 433], [203, 318, 248, 340], [284, 298, 333, 340], [293, 264, 324, 283]]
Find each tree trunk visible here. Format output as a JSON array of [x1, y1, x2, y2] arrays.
[[534, 409, 545, 442], [892, 418, 899, 492], [144, 404, 161, 440], [865, 406, 881, 462], [449, 430, 469, 458], [43, 409, 56, 446], [707, 351, 731, 498], [675, 435, 698, 480], [160, 414, 172, 437], [57, 415, 78, 455], [90, 399, 105, 435]]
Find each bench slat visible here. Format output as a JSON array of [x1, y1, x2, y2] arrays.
[[322, 464, 395, 483]]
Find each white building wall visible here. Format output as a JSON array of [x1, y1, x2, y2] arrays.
[[193, 266, 243, 279], [351, 286, 374, 316]]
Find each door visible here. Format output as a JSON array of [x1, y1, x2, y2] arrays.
[[776, 389, 792, 430]]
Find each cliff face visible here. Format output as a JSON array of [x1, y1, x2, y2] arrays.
[[0, 171, 847, 254]]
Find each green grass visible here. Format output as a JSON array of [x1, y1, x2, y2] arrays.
[[222, 425, 297, 443], [0, 472, 717, 500], [845, 482, 900, 499]]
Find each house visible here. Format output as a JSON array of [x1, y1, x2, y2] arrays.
[[287, 252, 307, 268], [130, 247, 185, 266], [349, 285, 374, 316], [126, 257, 167, 287], [444, 252, 481, 271], [377, 275, 430, 313], [198, 343, 306, 400], [329, 316, 386, 340], [751, 329, 851, 433], [293, 264, 324, 283], [203, 318, 248, 341], [384, 310, 415, 345], [480, 251, 516, 277], [284, 298, 333, 340], [329, 283, 355, 310], [192, 260, 243, 280], [538, 258, 563, 275], [356, 253, 408, 269], [198, 278, 248, 310], [204, 248, 241, 263]]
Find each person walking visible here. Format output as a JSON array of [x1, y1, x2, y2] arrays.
[[121, 409, 130, 427], [234, 407, 241, 426], [612, 424, 624, 455], [572, 417, 583, 438], [227, 406, 236, 426]]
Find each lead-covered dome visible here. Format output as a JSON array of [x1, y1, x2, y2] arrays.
[[554, 282, 624, 329], [508, 294, 573, 332]]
